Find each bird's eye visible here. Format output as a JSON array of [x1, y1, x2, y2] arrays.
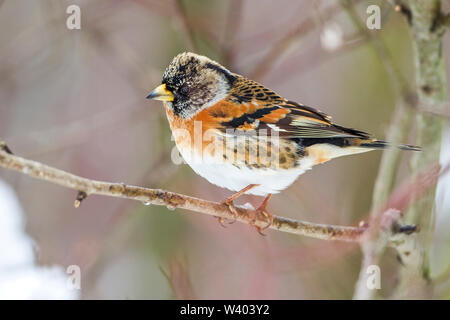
[[179, 86, 188, 95]]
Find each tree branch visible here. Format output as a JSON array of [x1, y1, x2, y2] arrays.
[[341, 0, 418, 299], [0, 146, 366, 242], [248, 2, 343, 80], [353, 163, 446, 299], [394, 0, 448, 299], [438, 13, 450, 28], [221, 0, 243, 67], [172, 0, 197, 52]]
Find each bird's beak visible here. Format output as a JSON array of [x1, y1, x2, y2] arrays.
[[146, 84, 174, 102]]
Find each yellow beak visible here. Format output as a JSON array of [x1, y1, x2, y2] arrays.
[[146, 84, 174, 102]]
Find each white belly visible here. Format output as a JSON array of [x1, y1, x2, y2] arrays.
[[178, 146, 316, 196]]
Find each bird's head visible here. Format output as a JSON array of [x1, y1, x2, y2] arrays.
[[147, 52, 236, 119]]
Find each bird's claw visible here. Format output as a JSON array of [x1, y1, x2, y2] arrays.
[[251, 209, 273, 236], [217, 216, 228, 228], [225, 201, 238, 224], [215, 200, 239, 227], [216, 187, 272, 235]]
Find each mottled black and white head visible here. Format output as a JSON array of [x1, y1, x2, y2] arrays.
[[147, 52, 236, 118]]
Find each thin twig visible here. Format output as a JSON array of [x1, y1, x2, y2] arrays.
[[0, 141, 13, 155], [341, 0, 411, 96], [172, 0, 196, 52], [269, 1, 394, 85], [0, 147, 365, 242], [160, 258, 196, 299], [248, 2, 343, 80], [222, 0, 243, 66]]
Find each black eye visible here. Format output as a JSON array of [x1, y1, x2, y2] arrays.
[[179, 86, 188, 95]]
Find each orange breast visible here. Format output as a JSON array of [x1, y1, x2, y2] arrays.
[[165, 100, 258, 150], [164, 99, 291, 157], [164, 102, 224, 155]]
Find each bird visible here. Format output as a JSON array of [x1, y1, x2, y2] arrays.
[[147, 52, 420, 232]]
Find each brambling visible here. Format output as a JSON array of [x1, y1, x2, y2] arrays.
[[147, 52, 419, 232]]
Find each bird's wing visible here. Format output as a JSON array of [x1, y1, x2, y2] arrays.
[[208, 76, 371, 140]]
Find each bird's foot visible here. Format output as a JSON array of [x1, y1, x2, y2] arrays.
[[216, 184, 259, 226], [250, 194, 273, 236], [218, 198, 239, 225]]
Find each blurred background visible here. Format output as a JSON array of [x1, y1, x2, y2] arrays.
[[0, 0, 449, 299]]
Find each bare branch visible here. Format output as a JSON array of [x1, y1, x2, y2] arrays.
[[353, 164, 446, 299], [341, 0, 418, 300], [160, 259, 196, 300], [248, 2, 342, 80], [394, 0, 448, 299], [438, 13, 450, 28], [341, 0, 412, 96], [172, 0, 196, 52], [222, 0, 243, 66], [0, 141, 13, 155], [0, 146, 365, 242]]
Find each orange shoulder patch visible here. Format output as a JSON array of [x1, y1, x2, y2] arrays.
[[258, 107, 290, 123]]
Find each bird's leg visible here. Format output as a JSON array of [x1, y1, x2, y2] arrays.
[[218, 184, 259, 225], [251, 194, 273, 236]]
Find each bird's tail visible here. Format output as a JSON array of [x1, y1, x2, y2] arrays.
[[359, 139, 421, 151]]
